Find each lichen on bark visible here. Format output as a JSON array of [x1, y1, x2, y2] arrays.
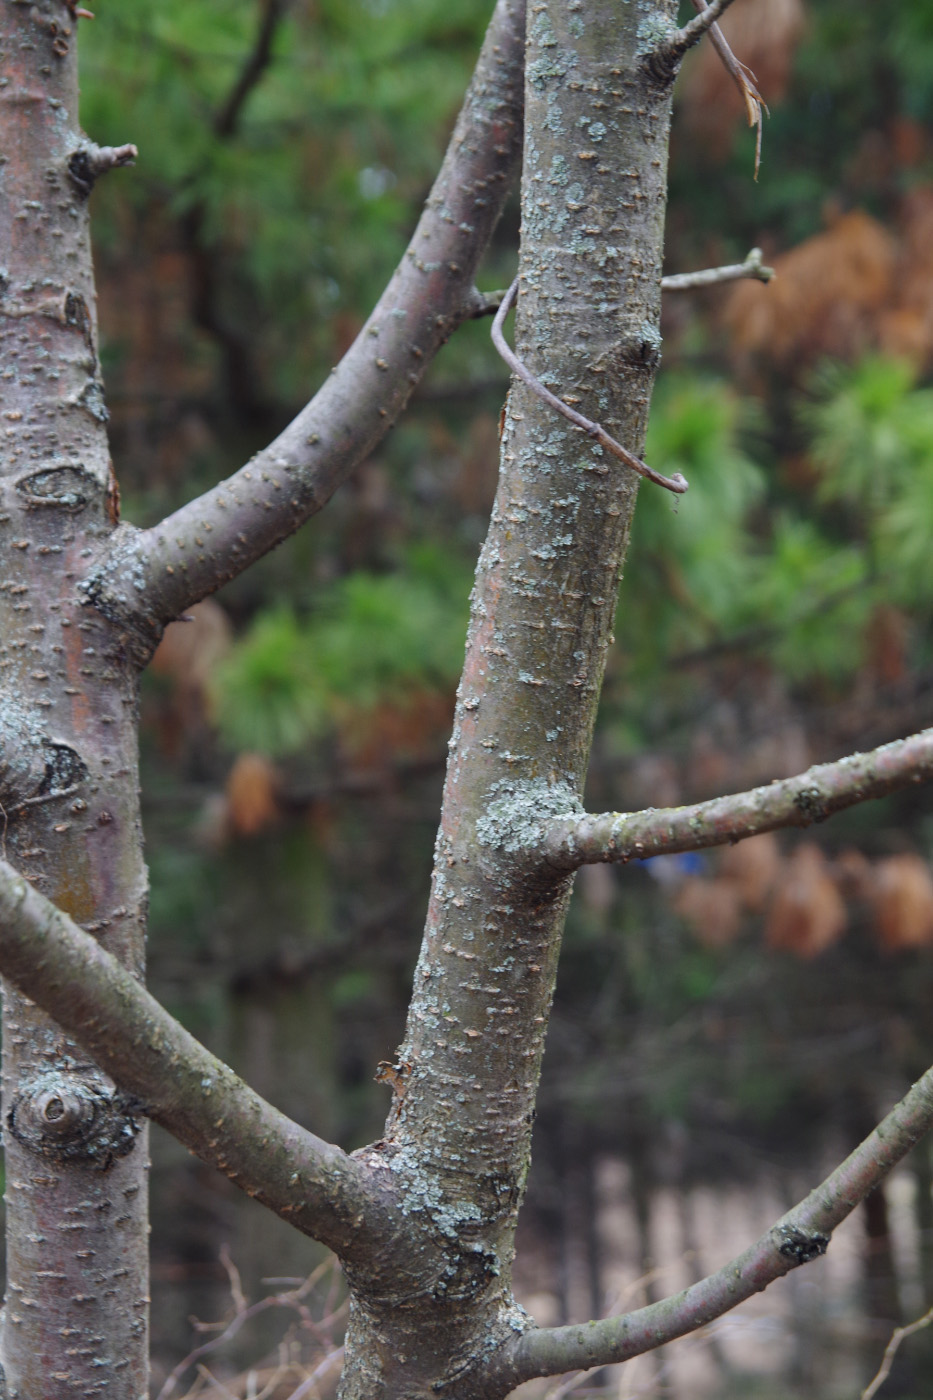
[[336, 1, 679, 1394]]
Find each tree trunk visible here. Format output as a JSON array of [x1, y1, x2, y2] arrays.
[[0, 5, 148, 1396], [340, 1, 677, 1393]]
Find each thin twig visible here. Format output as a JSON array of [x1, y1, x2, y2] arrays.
[[194, 1367, 238, 1400], [220, 1245, 248, 1316], [287, 1346, 345, 1399], [661, 247, 773, 292], [862, 1304, 933, 1400], [491, 280, 688, 495], [466, 286, 511, 319], [157, 1260, 336, 1398], [690, 0, 766, 177]]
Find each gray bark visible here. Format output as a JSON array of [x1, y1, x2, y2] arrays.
[[339, 0, 679, 1393]]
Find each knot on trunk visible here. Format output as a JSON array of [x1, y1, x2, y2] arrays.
[[8, 1070, 143, 1168], [0, 694, 87, 810]]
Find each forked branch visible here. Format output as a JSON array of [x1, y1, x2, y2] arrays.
[[542, 728, 933, 869], [80, 0, 526, 647], [0, 859, 383, 1260], [491, 1061, 933, 1386]]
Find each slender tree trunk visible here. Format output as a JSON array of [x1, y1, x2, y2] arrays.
[[0, 6, 149, 1396], [340, 2, 677, 1393]]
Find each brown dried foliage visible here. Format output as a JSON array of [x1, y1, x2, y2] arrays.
[[719, 831, 781, 912], [764, 843, 847, 958], [674, 875, 743, 949], [335, 687, 454, 768], [225, 752, 281, 837], [725, 191, 933, 378], [869, 855, 933, 952], [725, 210, 896, 372], [671, 839, 933, 959]]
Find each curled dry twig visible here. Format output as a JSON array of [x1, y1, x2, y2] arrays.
[[689, 0, 767, 178], [491, 279, 688, 496]]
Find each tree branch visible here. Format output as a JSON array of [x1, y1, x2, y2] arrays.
[[67, 141, 138, 196], [80, 0, 526, 652], [0, 858, 383, 1261], [465, 285, 511, 318], [490, 1062, 933, 1386], [661, 247, 773, 291], [214, 0, 289, 140], [541, 728, 933, 870], [689, 0, 765, 176], [491, 279, 689, 495], [650, 0, 741, 72]]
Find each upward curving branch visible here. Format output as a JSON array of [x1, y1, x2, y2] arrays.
[[541, 729, 933, 870], [0, 859, 387, 1263], [489, 1061, 933, 1388], [80, 0, 526, 650]]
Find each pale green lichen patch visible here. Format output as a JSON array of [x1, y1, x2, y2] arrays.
[[476, 778, 583, 855], [635, 11, 679, 55]]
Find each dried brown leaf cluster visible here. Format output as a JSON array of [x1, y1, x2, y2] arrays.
[[725, 193, 933, 375], [672, 832, 933, 956]]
